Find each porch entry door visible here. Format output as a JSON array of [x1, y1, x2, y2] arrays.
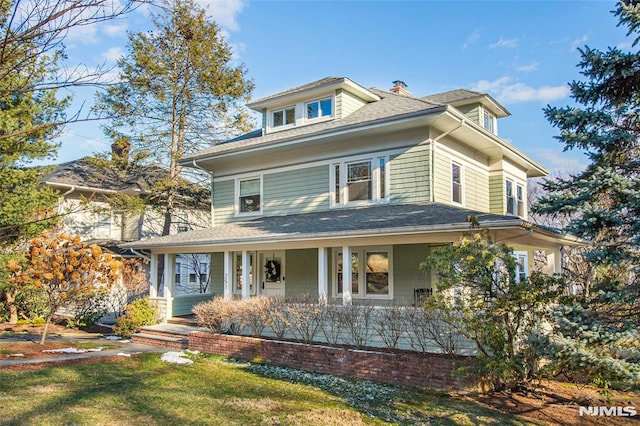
[[259, 251, 285, 297]]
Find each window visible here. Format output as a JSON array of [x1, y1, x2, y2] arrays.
[[451, 162, 462, 204], [234, 253, 255, 295], [175, 262, 181, 284], [514, 252, 528, 282], [238, 177, 261, 214], [332, 156, 388, 206], [335, 247, 392, 299], [177, 224, 189, 233], [347, 161, 372, 202], [506, 179, 524, 216], [483, 109, 496, 133], [517, 184, 524, 217], [306, 98, 332, 119], [273, 106, 295, 127]]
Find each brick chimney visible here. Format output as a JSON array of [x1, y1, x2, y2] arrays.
[[390, 80, 412, 96]]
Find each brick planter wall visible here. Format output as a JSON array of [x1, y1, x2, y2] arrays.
[[188, 332, 472, 391]]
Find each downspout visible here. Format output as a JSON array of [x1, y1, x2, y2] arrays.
[[192, 159, 215, 228], [57, 186, 75, 214], [430, 118, 465, 202]]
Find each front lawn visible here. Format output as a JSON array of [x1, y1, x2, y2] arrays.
[[0, 352, 530, 425]]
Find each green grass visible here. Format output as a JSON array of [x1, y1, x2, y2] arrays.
[[0, 353, 536, 425]]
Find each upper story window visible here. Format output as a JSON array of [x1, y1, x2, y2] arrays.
[[451, 162, 462, 204], [506, 179, 524, 216], [306, 98, 332, 119], [237, 177, 262, 215], [483, 109, 496, 134], [273, 106, 295, 127], [332, 156, 388, 207]]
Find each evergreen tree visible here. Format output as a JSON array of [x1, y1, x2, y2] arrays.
[[532, 1, 640, 387], [95, 0, 254, 236]]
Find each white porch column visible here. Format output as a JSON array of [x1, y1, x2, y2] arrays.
[[318, 247, 328, 303], [547, 247, 562, 275], [241, 250, 251, 300], [342, 245, 352, 306], [163, 253, 175, 319], [149, 252, 158, 299], [223, 251, 233, 300]]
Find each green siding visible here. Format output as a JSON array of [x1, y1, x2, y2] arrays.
[[336, 89, 367, 119], [389, 150, 430, 204], [489, 174, 504, 214], [211, 252, 224, 295], [433, 152, 451, 203], [456, 103, 482, 126], [264, 165, 330, 216], [213, 179, 234, 225], [393, 244, 432, 305], [173, 294, 212, 316], [465, 168, 490, 211], [285, 249, 318, 296]]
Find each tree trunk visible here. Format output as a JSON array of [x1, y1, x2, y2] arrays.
[[40, 315, 52, 345], [5, 290, 18, 324]]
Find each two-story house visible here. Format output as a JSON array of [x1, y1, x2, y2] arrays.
[[124, 77, 579, 320]]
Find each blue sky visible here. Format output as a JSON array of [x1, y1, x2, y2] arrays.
[[57, 0, 628, 173]]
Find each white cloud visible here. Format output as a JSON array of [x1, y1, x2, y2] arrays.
[[570, 35, 588, 51], [471, 77, 570, 104], [463, 29, 480, 48], [103, 24, 127, 37], [516, 62, 539, 73], [196, 0, 246, 31], [490, 37, 518, 49], [102, 47, 124, 63], [529, 149, 588, 173]]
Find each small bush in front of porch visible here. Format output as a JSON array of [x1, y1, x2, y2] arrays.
[[113, 296, 159, 337], [193, 297, 240, 334]]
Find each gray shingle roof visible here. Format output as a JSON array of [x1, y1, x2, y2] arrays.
[[248, 77, 345, 106], [181, 88, 444, 163], [122, 203, 528, 249], [422, 89, 485, 104]]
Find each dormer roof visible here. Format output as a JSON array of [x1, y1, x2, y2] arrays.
[[422, 89, 510, 118], [247, 77, 380, 111]]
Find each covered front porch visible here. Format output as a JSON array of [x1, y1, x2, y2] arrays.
[[122, 203, 575, 322]]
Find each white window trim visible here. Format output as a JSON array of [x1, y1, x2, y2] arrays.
[[451, 160, 464, 206], [513, 251, 528, 283], [505, 178, 525, 217], [271, 105, 296, 129], [235, 176, 263, 217], [304, 96, 334, 123], [482, 107, 497, 134], [332, 246, 394, 300], [330, 154, 389, 208]]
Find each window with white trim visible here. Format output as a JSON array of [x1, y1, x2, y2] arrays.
[[513, 251, 528, 282], [306, 98, 332, 119], [237, 177, 262, 215], [334, 248, 392, 299], [272, 106, 295, 127], [451, 162, 462, 204], [506, 179, 524, 216], [331, 156, 388, 206], [483, 109, 496, 134]]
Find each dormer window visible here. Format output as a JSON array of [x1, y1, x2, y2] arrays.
[[483, 109, 496, 134], [306, 98, 332, 119], [273, 106, 295, 127]]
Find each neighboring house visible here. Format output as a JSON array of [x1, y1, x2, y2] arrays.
[[123, 77, 580, 320], [42, 156, 212, 303]]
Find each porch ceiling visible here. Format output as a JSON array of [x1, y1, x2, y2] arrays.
[[121, 203, 581, 253]]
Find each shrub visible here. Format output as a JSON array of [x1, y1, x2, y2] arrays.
[[193, 297, 239, 334], [67, 287, 110, 328], [113, 297, 158, 337], [236, 297, 272, 337]]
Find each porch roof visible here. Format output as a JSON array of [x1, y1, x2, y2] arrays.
[[121, 203, 580, 251]]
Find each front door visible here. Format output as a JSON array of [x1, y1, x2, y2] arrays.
[[260, 251, 285, 297]]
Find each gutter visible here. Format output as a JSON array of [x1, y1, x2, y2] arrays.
[[44, 181, 120, 195], [129, 248, 151, 260]]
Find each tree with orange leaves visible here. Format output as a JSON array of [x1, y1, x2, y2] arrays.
[[8, 232, 122, 344]]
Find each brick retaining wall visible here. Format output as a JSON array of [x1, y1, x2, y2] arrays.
[[188, 331, 471, 391]]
